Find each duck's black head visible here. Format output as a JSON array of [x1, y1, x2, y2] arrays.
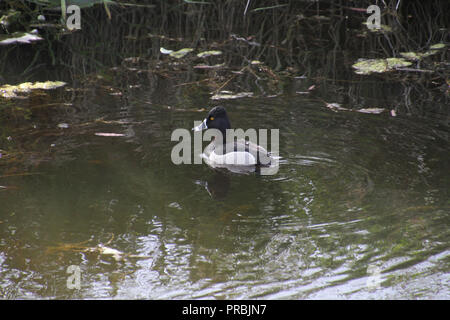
[[193, 106, 231, 138]]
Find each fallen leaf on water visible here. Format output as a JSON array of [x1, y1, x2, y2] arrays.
[[356, 108, 385, 114], [95, 133, 125, 137], [160, 47, 173, 54], [0, 31, 43, 45], [196, 50, 222, 58], [57, 123, 70, 129], [169, 48, 194, 59], [211, 91, 253, 100], [193, 63, 225, 69], [325, 103, 385, 115], [47, 240, 151, 262], [429, 43, 446, 50], [86, 245, 125, 262], [352, 57, 412, 75], [362, 22, 393, 33], [400, 52, 425, 61], [0, 81, 66, 98], [325, 103, 349, 112]]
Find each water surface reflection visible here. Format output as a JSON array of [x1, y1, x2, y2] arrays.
[[0, 90, 448, 299]]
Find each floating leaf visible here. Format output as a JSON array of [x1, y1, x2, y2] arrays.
[[400, 52, 424, 61], [169, 48, 194, 59], [0, 32, 43, 45], [57, 123, 70, 129], [211, 91, 253, 100], [32, 81, 66, 90], [87, 245, 125, 261], [326, 103, 349, 112], [422, 48, 444, 58], [352, 58, 412, 75], [400, 44, 445, 61], [0, 81, 66, 98], [196, 50, 222, 58], [325, 103, 385, 115], [352, 59, 388, 74], [160, 47, 173, 54], [95, 133, 125, 137], [193, 63, 225, 69], [429, 43, 446, 50], [356, 108, 385, 114], [386, 58, 412, 69], [379, 24, 393, 33]]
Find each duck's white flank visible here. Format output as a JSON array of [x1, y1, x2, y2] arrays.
[[209, 150, 257, 166]]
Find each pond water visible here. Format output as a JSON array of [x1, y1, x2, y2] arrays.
[[0, 74, 449, 299]]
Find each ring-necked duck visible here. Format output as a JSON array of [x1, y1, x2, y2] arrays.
[[193, 106, 276, 173]]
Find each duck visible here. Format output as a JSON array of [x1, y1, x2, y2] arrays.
[[192, 106, 276, 174]]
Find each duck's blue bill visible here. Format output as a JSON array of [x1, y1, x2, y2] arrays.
[[192, 119, 208, 131]]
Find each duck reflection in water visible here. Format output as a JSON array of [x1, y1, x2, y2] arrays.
[[195, 171, 231, 200]]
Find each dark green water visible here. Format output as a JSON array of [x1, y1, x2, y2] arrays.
[[0, 83, 449, 299]]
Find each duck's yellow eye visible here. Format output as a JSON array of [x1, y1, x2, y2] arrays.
[[209, 117, 214, 121]]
